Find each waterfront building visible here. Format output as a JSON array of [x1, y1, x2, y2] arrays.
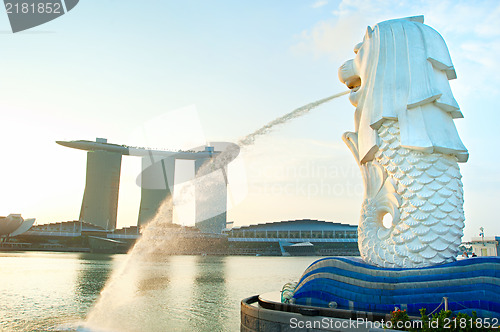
[[80, 147, 122, 230], [470, 236, 500, 256], [0, 214, 35, 249], [5, 218, 360, 256], [0, 214, 35, 238], [23, 220, 106, 237], [194, 151, 228, 234], [224, 219, 359, 256], [57, 138, 235, 233], [11, 219, 226, 254]]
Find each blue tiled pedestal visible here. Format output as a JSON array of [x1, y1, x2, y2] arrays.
[[293, 257, 500, 318]]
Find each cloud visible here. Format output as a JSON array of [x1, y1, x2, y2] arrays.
[[292, 0, 500, 94], [312, 1, 328, 9], [291, 13, 371, 62]]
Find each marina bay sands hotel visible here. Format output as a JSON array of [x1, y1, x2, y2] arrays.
[[57, 138, 237, 234]]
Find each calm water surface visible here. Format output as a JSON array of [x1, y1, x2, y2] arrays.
[[0, 252, 320, 331]]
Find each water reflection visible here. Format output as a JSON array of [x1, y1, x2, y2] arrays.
[[82, 255, 231, 331], [137, 273, 171, 293], [189, 256, 228, 332], [0, 252, 116, 331], [1, 251, 319, 331], [74, 254, 116, 303]]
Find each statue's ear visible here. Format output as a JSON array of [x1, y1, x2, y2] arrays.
[[353, 42, 363, 54], [365, 26, 373, 39], [403, 15, 424, 23]]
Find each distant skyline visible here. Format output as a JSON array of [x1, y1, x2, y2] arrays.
[[1, 1, 499, 241]]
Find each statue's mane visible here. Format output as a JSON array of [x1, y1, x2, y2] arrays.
[[359, 17, 462, 131], [354, 17, 467, 164]]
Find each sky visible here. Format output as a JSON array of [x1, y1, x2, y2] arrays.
[[0, 0, 499, 241]]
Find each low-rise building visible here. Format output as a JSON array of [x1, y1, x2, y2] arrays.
[[224, 219, 359, 256], [470, 236, 500, 257]]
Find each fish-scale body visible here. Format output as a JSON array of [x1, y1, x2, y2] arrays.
[[344, 120, 464, 268]]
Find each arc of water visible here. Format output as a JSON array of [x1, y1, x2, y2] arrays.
[[84, 90, 350, 329], [238, 90, 349, 146]]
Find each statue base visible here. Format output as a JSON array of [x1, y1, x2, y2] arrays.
[[292, 257, 500, 319]]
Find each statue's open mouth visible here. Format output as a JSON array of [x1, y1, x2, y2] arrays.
[[338, 59, 362, 105], [346, 76, 361, 106], [338, 60, 361, 93], [345, 75, 361, 91], [346, 76, 361, 92]]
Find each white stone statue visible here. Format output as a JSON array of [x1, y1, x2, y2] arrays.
[[338, 16, 468, 268]]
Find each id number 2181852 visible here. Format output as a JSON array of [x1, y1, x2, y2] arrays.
[[5, 2, 62, 14]]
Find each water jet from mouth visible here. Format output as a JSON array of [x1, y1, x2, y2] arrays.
[[83, 90, 349, 331]]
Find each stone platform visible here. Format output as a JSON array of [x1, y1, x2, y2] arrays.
[[292, 257, 500, 318], [241, 293, 399, 332]]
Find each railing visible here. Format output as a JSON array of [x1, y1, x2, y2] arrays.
[[228, 237, 357, 243]]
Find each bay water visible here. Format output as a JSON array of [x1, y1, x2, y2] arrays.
[[0, 251, 319, 331]]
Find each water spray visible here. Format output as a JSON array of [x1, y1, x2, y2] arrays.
[[83, 90, 350, 330], [238, 90, 350, 146]]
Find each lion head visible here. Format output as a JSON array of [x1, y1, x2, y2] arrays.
[[339, 16, 468, 164]]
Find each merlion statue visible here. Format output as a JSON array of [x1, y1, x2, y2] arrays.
[[338, 16, 468, 268]]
